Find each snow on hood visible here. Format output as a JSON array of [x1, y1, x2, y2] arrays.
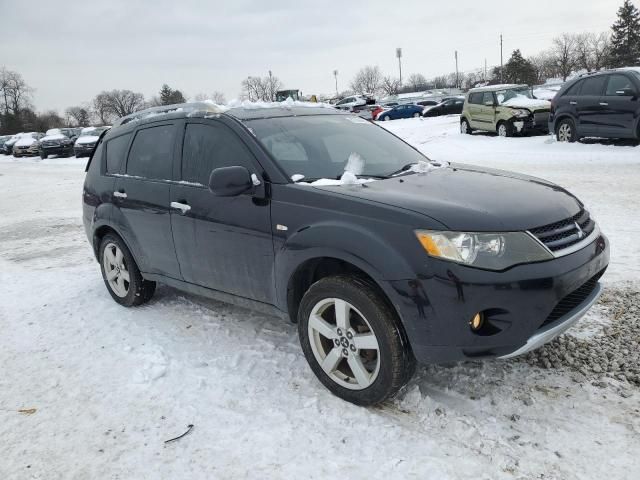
[[75, 135, 99, 145], [46, 128, 62, 136], [42, 133, 68, 142], [501, 97, 551, 109], [14, 136, 38, 147]]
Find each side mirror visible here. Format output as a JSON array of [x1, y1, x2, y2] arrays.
[[209, 166, 254, 196]]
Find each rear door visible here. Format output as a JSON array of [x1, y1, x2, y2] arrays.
[[170, 119, 274, 303], [112, 122, 182, 279], [575, 75, 607, 136], [598, 73, 639, 137]]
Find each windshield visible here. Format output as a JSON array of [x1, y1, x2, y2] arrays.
[[496, 88, 533, 104], [80, 127, 106, 137], [246, 115, 429, 180]]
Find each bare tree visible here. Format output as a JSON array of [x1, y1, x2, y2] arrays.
[[406, 73, 428, 91], [194, 91, 227, 104], [92, 89, 145, 121], [350, 66, 382, 95], [590, 32, 612, 70], [380, 76, 401, 96], [241, 73, 283, 102], [65, 106, 91, 126], [0, 67, 33, 115], [551, 34, 578, 81], [432, 75, 448, 89]]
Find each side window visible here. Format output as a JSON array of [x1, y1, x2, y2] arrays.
[[181, 122, 256, 185], [105, 133, 131, 174], [563, 81, 582, 96], [468, 93, 481, 104], [580, 76, 606, 96], [605, 74, 634, 95], [126, 124, 175, 180], [482, 92, 495, 105]]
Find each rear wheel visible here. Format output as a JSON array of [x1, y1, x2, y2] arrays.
[[412, 112, 420, 118], [383, 115, 391, 121], [460, 118, 472, 134], [556, 118, 577, 142], [99, 234, 155, 307], [298, 275, 415, 406], [40, 153, 47, 159]]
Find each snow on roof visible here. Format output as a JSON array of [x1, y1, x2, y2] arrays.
[[115, 102, 229, 127], [46, 128, 62, 136], [226, 97, 335, 110], [470, 84, 527, 92], [81, 127, 96, 134]]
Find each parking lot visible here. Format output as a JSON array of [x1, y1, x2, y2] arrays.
[[1, 115, 639, 479]]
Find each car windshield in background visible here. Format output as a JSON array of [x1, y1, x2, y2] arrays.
[[246, 115, 428, 181], [496, 88, 534, 104], [80, 127, 106, 137]]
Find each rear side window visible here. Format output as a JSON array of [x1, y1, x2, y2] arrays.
[[105, 133, 131, 174], [481, 92, 494, 105], [580, 76, 607, 96], [605, 74, 634, 95], [563, 81, 582, 96], [126, 124, 175, 180], [181, 123, 255, 185], [468, 93, 482, 104]]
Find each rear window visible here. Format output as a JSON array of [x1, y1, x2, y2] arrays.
[[105, 133, 131, 174], [126, 124, 175, 180], [580, 76, 607, 96], [605, 74, 634, 95]]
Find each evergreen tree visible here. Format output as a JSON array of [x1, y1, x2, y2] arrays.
[[159, 84, 186, 105], [503, 50, 538, 85], [609, 0, 640, 67]]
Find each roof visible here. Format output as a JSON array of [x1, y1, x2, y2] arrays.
[[468, 84, 529, 92]]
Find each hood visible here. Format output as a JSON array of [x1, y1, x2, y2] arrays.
[[75, 135, 99, 145], [501, 98, 551, 110], [14, 137, 37, 147], [311, 165, 581, 231], [42, 133, 68, 142]]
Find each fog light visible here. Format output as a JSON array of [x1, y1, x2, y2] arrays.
[[470, 312, 484, 331]]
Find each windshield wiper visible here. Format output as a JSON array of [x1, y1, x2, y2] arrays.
[[386, 162, 420, 177]]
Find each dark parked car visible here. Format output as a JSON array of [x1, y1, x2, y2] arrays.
[[378, 103, 424, 121], [74, 126, 110, 157], [0, 135, 12, 154], [39, 128, 76, 158], [550, 68, 640, 142], [83, 103, 609, 406], [422, 98, 465, 117]]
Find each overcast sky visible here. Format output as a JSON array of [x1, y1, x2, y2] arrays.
[[0, 0, 623, 112]]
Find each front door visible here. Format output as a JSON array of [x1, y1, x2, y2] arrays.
[[598, 73, 639, 138], [170, 119, 275, 303], [113, 122, 182, 279]]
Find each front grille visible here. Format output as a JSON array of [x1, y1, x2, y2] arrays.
[[529, 209, 595, 252], [540, 269, 605, 328]]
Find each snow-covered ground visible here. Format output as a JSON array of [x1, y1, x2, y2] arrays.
[[1, 120, 639, 479]]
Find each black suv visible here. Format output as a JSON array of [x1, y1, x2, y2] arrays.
[[550, 68, 640, 142], [83, 103, 609, 406]]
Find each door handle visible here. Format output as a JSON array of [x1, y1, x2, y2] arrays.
[[569, 101, 577, 105], [113, 191, 127, 198], [170, 201, 191, 213], [599, 102, 609, 106]]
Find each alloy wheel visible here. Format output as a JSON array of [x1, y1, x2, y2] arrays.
[[460, 121, 468, 134], [103, 242, 130, 297], [498, 124, 507, 137], [307, 298, 380, 390], [558, 123, 572, 142]]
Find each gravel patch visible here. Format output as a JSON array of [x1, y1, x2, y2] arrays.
[[523, 286, 640, 387]]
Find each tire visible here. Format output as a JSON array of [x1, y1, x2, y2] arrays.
[[40, 153, 47, 160], [460, 118, 472, 134], [298, 275, 415, 406], [413, 112, 420, 118], [99, 233, 155, 307], [556, 118, 577, 143], [383, 115, 391, 121], [497, 121, 514, 137]]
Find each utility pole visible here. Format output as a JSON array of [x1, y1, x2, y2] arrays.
[[484, 58, 487, 81], [268, 70, 273, 101], [396, 48, 403, 85], [333, 70, 338, 97], [455, 50, 459, 89], [500, 34, 504, 83]]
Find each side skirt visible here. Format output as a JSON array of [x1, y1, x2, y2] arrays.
[[142, 272, 288, 320]]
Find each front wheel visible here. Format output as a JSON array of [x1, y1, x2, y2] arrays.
[[298, 275, 415, 406], [99, 234, 155, 307], [460, 118, 472, 134], [497, 122, 514, 137], [383, 115, 391, 121], [40, 152, 47, 159], [413, 112, 420, 118]]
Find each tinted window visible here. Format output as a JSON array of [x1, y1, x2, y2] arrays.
[[564, 80, 582, 96], [605, 74, 634, 95], [126, 124, 175, 180], [580, 76, 606, 96], [181, 123, 255, 185], [105, 133, 131, 174]]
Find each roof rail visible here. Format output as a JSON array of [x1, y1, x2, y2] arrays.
[[113, 102, 227, 127]]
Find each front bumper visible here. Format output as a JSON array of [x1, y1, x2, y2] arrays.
[[41, 144, 74, 156], [74, 144, 95, 156], [387, 232, 609, 364]]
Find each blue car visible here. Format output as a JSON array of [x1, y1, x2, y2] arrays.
[[378, 103, 424, 121]]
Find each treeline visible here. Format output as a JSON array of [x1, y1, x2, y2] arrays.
[[0, 75, 227, 135], [348, 0, 640, 96]]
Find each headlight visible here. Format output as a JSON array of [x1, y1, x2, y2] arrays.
[[415, 230, 553, 270], [512, 109, 530, 118]]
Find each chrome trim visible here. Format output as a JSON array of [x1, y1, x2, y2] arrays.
[[526, 223, 600, 258], [499, 283, 602, 359]]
